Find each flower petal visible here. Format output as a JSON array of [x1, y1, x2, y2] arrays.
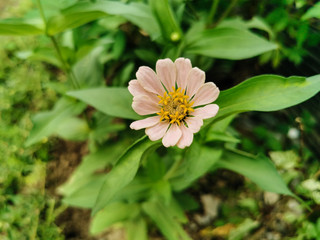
[[128, 79, 159, 103], [193, 104, 219, 119], [146, 121, 169, 141], [176, 124, 193, 149], [132, 95, 159, 115], [156, 58, 176, 92], [186, 67, 205, 98], [192, 82, 220, 107], [130, 116, 160, 130], [136, 66, 165, 95], [175, 58, 192, 91], [162, 124, 182, 147], [185, 116, 203, 133]]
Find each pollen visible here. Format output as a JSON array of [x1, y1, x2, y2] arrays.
[[157, 87, 194, 125]]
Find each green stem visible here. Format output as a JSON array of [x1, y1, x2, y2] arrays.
[[164, 151, 186, 180], [207, 0, 220, 27], [213, 0, 239, 27], [36, 0, 79, 89], [50, 36, 79, 89]]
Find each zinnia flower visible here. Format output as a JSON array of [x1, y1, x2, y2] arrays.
[[129, 58, 220, 149]]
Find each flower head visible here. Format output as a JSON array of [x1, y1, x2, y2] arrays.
[[129, 58, 219, 149]]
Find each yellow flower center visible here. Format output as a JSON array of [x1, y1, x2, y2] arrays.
[[157, 87, 194, 125]]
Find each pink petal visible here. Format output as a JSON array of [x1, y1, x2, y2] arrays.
[[130, 116, 160, 130], [156, 58, 176, 92], [192, 82, 220, 107], [132, 95, 159, 115], [186, 67, 205, 98], [162, 124, 182, 147], [185, 116, 203, 133], [128, 79, 159, 103], [176, 124, 193, 149], [136, 66, 165, 96], [193, 104, 219, 119], [146, 121, 169, 141], [175, 58, 192, 91]]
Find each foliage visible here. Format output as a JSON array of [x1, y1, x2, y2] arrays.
[[0, 0, 319, 239]]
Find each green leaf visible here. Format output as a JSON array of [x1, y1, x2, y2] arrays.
[[67, 87, 141, 120], [56, 117, 89, 141], [92, 136, 160, 215], [90, 202, 140, 235], [171, 140, 223, 191], [149, 0, 182, 42], [58, 141, 128, 196], [0, 18, 44, 36], [142, 200, 191, 240], [73, 46, 104, 88], [46, 1, 160, 39], [62, 175, 107, 208], [212, 74, 320, 124], [185, 27, 277, 60], [25, 97, 86, 146], [302, 2, 320, 20], [126, 217, 148, 240], [215, 150, 293, 196]]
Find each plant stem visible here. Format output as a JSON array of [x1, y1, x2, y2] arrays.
[[50, 36, 80, 89], [213, 0, 239, 27], [207, 0, 220, 27], [164, 158, 182, 180], [36, 0, 80, 89]]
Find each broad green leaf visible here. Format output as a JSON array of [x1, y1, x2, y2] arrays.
[[149, 0, 182, 42], [205, 131, 240, 143], [171, 140, 223, 191], [215, 150, 293, 196], [62, 175, 107, 208], [126, 217, 148, 240], [16, 48, 61, 67], [0, 18, 44, 36], [142, 200, 191, 240], [46, 1, 160, 39], [211, 74, 320, 124], [90, 202, 140, 235], [58, 141, 128, 196], [185, 27, 277, 60], [92, 136, 160, 215], [56, 117, 89, 141], [67, 87, 141, 120], [25, 97, 86, 146], [302, 2, 320, 20]]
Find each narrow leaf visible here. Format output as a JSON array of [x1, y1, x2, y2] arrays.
[[126, 217, 148, 240], [67, 87, 141, 120], [185, 27, 277, 60], [92, 136, 160, 215], [215, 150, 293, 196]]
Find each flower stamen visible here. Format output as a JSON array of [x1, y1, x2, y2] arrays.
[[157, 88, 194, 125]]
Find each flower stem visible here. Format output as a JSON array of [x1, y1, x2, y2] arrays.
[[207, 0, 220, 27], [164, 157, 183, 180], [36, 0, 80, 89], [212, 0, 239, 28]]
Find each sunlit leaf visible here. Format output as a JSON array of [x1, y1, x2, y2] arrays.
[[126, 217, 148, 240], [185, 27, 277, 60], [67, 87, 141, 120], [302, 2, 320, 20], [0, 18, 44, 36]]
